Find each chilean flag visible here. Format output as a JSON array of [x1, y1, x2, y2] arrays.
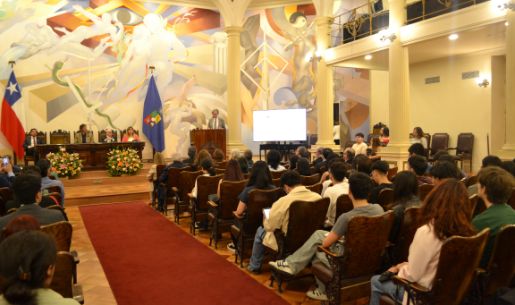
[[1, 71, 25, 159]]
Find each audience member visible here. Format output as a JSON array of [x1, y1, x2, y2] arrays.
[[183, 146, 197, 165], [500, 160, 515, 177], [468, 155, 504, 196], [352, 154, 372, 175], [103, 128, 116, 143], [369, 179, 475, 304], [0, 175, 65, 229], [351, 133, 368, 156], [190, 158, 217, 199], [237, 156, 249, 174], [266, 150, 285, 172], [213, 148, 225, 163], [410, 127, 428, 149], [121, 126, 140, 142], [380, 126, 390, 146], [472, 166, 515, 267], [343, 148, 355, 165], [430, 160, 461, 184], [157, 154, 187, 212], [295, 158, 312, 176], [229, 149, 242, 160], [36, 159, 66, 206], [216, 159, 244, 198], [74, 123, 94, 144], [193, 149, 212, 171], [323, 162, 349, 226], [0, 159, 15, 188], [1, 215, 40, 241], [269, 173, 383, 301], [368, 161, 393, 204], [0, 230, 80, 305], [389, 171, 421, 242], [407, 155, 432, 185], [408, 143, 426, 157], [243, 149, 254, 169], [295, 146, 310, 159], [247, 171, 321, 273], [146, 152, 166, 204], [288, 154, 299, 171], [312, 147, 324, 167], [234, 161, 275, 217]]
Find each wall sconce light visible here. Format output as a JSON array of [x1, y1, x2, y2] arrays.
[[476, 77, 490, 88], [377, 29, 397, 45], [494, 0, 515, 10], [305, 49, 325, 62]]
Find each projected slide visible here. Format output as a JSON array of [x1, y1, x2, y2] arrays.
[[253, 109, 307, 141]]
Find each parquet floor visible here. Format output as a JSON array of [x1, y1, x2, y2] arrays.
[[69, 203, 368, 305]]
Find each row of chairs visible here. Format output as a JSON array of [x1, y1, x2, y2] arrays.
[[26, 129, 139, 145], [414, 132, 474, 170]]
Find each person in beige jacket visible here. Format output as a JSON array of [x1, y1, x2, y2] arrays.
[[247, 170, 321, 273]]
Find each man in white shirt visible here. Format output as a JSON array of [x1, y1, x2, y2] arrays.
[[323, 161, 349, 226], [208, 109, 226, 129], [351, 133, 368, 156]]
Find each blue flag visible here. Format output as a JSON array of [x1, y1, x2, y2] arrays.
[[142, 75, 165, 152]]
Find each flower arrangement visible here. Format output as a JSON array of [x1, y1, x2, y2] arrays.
[[106, 147, 143, 176], [47, 151, 82, 178]]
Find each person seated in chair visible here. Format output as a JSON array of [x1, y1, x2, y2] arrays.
[[368, 160, 393, 204], [23, 128, 43, 162], [121, 126, 140, 142], [323, 161, 349, 227], [429, 160, 461, 185], [472, 166, 515, 267], [0, 230, 80, 305], [37, 159, 66, 207], [351, 133, 368, 156], [269, 172, 384, 301], [468, 155, 503, 196], [0, 174, 65, 229], [0, 158, 15, 188], [409, 127, 428, 149], [103, 128, 116, 143], [247, 170, 321, 274], [74, 123, 94, 144], [407, 155, 432, 185]]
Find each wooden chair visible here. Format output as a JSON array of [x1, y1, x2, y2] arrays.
[[162, 166, 190, 216], [429, 133, 450, 160], [50, 129, 71, 144], [46, 205, 68, 221], [448, 132, 474, 172], [272, 178, 281, 187], [469, 194, 487, 219], [208, 179, 247, 248], [335, 194, 353, 221], [150, 164, 165, 209], [24, 131, 47, 165], [377, 188, 394, 210], [418, 184, 434, 201], [41, 221, 79, 283], [215, 168, 226, 175], [300, 174, 321, 186], [98, 130, 118, 143], [269, 197, 330, 292], [387, 206, 422, 265], [462, 175, 478, 188], [387, 167, 398, 181], [189, 175, 223, 235], [311, 211, 395, 305], [215, 161, 228, 169], [385, 229, 489, 305], [51, 251, 84, 304], [174, 169, 200, 223], [305, 182, 323, 195], [271, 171, 286, 179], [231, 187, 282, 267]]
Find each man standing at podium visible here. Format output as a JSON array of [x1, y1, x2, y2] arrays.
[[208, 109, 225, 129]]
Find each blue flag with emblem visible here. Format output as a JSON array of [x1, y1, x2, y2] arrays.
[[142, 75, 165, 152]]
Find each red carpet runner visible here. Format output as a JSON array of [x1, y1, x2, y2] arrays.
[[80, 202, 289, 305]]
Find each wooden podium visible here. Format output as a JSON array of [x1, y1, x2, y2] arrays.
[[190, 129, 226, 156]]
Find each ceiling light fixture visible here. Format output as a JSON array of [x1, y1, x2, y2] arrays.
[[448, 33, 459, 41], [364, 54, 373, 60]]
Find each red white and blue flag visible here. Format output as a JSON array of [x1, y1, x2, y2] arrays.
[[1, 71, 25, 159]]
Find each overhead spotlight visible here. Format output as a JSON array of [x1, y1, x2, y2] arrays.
[[506, 21, 510, 26], [448, 33, 459, 41], [364, 54, 373, 60], [378, 29, 397, 45]]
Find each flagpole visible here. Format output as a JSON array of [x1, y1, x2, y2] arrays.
[[148, 65, 156, 157]]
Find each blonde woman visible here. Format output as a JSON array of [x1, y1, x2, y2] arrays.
[[147, 152, 166, 204]]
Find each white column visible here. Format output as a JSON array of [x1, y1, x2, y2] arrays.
[[499, 10, 515, 159]]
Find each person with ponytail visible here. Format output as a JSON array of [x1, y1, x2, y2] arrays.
[[0, 230, 79, 305]]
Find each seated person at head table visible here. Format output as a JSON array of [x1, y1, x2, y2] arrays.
[[104, 128, 116, 143], [23, 128, 43, 160], [122, 126, 140, 142], [74, 123, 94, 144]]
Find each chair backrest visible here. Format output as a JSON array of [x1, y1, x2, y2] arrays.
[[215, 161, 227, 169], [155, 164, 165, 182], [391, 206, 422, 264], [50, 130, 71, 144], [305, 182, 323, 195], [485, 224, 515, 295], [215, 168, 226, 175], [335, 194, 353, 220], [168, 166, 190, 190], [377, 188, 394, 210], [178, 170, 202, 202], [26, 131, 47, 144], [41, 221, 72, 251], [387, 167, 398, 181], [50, 251, 75, 298], [341, 211, 394, 278], [429, 229, 489, 305], [469, 194, 486, 219], [272, 178, 281, 187], [195, 175, 223, 211], [300, 174, 321, 186], [508, 188, 515, 210], [283, 198, 330, 255], [98, 130, 118, 142], [244, 188, 282, 234], [456, 133, 474, 155], [418, 184, 434, 201], [271, 170, 285, 179], [430, 133, 450, 156], [462, 175, 478, 188], [218, 180, 247, 220]]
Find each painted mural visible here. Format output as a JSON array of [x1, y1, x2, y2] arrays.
[[0, 0, 369, 158]]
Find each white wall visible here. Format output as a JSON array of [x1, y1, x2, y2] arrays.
[[410, 54, 492, 171]]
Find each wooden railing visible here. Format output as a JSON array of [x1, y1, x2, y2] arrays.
[[407, 0, 490, 23]]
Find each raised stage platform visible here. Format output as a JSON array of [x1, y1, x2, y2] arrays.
[[64, 163, 151, 206]]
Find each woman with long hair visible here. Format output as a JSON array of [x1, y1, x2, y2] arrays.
[[192, 149, 212, 171], [266, 150, 285, 172], [0, 231, 80, 305], [234, 161, 275, 217], [369, 179, 476, 304], [389, 171, 422, 242], [410, 126, 428, 149], [296, 157, 312, 176], [121, 126, 140, 142], [214, 159, 245, 198]]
